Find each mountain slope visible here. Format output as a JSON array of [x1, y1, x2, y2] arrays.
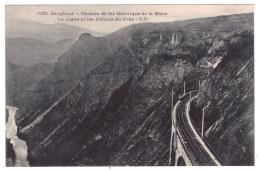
[[191, 30, 254, 165], [14, 33, 130, 128], [13, 13, 254, 166], [6, 63, 53, 105], [20, 38, 194, 166]]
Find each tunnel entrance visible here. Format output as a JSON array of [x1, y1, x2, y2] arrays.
[[177, 156, 186, 166]]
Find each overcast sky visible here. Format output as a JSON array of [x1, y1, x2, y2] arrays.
[[6, 5, 254, 33]]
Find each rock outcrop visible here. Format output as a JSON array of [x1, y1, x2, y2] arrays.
[[190, 30, 254, 165], [171, 31, 183, 46]]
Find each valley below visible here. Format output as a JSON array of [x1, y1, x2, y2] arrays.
[[6, 106, 29, 167], [6, 13, 254, 166]]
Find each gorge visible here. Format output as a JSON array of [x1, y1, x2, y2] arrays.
[[6, 106, 29, 167], [6, 13, 254, 166]]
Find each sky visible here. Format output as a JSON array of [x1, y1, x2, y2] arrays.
[[6, 5, 254, 34]]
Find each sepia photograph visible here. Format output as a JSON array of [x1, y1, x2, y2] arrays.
[[5, 4, 254, 166]]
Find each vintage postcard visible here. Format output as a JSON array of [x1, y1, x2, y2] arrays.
[[5, 5, 254, 166]]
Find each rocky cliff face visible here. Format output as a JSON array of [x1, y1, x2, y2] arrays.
[[171, 31, 183, 46], [13, 13, 254, 166], [14, 32, 129, 128], [19, 31, 195, 166], [191, 30, 254, 165]]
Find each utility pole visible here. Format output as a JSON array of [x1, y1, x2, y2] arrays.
[[174, 111, 177, 150], [172, 88, 177, 151], [171, 89, 173, 113], [201, 108, 205, 137], [169, 88, 177, 165], [184, 81, 186, 95], [189, 91, 191, 101], [199, 79, 200, 91], [169, 89, 173, 165]]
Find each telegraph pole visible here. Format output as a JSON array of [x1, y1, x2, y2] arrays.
[[199, 79, 200, 91], [172, 88, 177, 151], [169, 88, 177, 165], [171, 89, 173, 113], [184, 81, 186, 95], [189, 91, 191, 101], [169, 89, 173, 165], [201, 108, 205, 137], [174, 110, 177, 150]]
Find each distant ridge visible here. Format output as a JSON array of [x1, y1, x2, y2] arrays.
[[6, 37, 76, 65], [6, 18, 107, 42]]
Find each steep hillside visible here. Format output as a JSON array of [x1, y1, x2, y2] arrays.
[[14, 33, 130, 129], [190, 30, 254, 165], [20, 36, 195, 166], [13, 13, 254, 166], [6, 63, 53, 106]]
